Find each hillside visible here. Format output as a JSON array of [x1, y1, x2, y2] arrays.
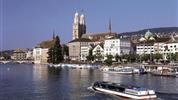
[[120, 27, 178, 36]]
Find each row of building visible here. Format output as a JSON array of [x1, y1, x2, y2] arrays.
[[31, 12, 178, 64], [7, 48, 33, 61], [3, 12, 177, 64]]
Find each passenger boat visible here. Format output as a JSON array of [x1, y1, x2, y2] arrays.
[[89, 81, 157, 100]]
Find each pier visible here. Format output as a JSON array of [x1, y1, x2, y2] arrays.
[[121, 63, 178, 72]]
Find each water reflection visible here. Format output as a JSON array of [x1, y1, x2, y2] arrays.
[[0, 64, 178, 100]]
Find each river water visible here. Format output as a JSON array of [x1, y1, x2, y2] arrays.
[[0, 64, 178, 100]]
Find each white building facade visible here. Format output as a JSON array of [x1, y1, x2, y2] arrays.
[[136, 43, 154, 55], [92, 44, 104, 61], [33, 47, 49, 64], [137, 42, 178, 55], [104, 38, 131, 58], [26, 50, 33, 60], [80, 42, 93, 61], [136, 42, 178, 60]]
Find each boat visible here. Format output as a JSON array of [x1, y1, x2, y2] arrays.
[[47, 63, 61, 68], [63, 64, 101, 69], [102, 67, 135, 74], [88, 81, 157, 100], [151, 67, 177, 77], [133, 68, 147, 74]]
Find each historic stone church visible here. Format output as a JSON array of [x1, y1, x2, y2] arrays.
[[68, 12, 117, 61]]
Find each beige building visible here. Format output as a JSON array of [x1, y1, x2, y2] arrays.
[[68, 38, 92, 61], [33, 39, 55, 64], [12, 49, 27, 60]]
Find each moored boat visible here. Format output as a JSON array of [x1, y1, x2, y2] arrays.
[[102, 67, 135, 74], [151, 67, 177, 77], [89, 81, 157, 100], [133, 68, 147, 74]]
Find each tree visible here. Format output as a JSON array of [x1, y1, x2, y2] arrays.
[[2, 53, 11, 60], [128, 53, 139, 63], [115, 54, 121, 62], [153, 53, 162, 62], [167, 53, 176, 62], [176, 52, 178, 61], [47, 36, 63, 64], [104, 55, 113, 66], [140, 54, 150, 62], [47, 47, 54, 63], [86, 49, 94, 62], [121, 54, 130, 63], [63, 45, 69, 56], [94, 52, 103, 62]]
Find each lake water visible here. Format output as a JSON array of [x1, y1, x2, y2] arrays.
[[0, 64, 178, 100]]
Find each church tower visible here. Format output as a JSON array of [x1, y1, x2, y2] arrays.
[[79, 14, 86, 37], [72, 12, 80, 40], [72, 12, 86, 40]]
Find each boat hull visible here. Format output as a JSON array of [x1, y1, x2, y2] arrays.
[[103, 71, 134, 74], [92, 87, 157, 100]]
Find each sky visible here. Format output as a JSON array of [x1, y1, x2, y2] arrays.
[[0, 0, 178, 50]]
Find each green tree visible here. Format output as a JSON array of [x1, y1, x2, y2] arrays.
[[86, 49, 94, 62], [63, 44, 69, 56], [94, 52, 103, 62], [129, 53, 139, 63], [47, 47, 54, 63], [176, 52, 178, 61], [121, 54, 130, 63], [104, 55, 113, 66], [153, 53, 162, 62], [47, 36, 63, 64], [141, 54, 150, 62], [1, 53, 11, 60], [115, 54, 121, 62], [167, 53, 176, 62]]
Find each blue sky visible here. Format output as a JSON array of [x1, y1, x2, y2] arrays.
[[1, 0, 178, 50]]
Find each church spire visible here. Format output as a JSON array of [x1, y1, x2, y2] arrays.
[[80, 14, 85, 25], [53, 30, 55, 39], [109, 19, 112, 33], [74, 12, 79, 24]]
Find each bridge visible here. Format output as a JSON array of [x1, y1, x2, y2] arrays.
[[0, 60, 34, 64]]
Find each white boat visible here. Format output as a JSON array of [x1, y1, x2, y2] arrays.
[[133, 68, 147, 74], [89, 81, 157, 100], [102, 67, 135, 74], [64, 64, 101, 69]]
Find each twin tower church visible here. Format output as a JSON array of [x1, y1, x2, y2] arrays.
[[72, 12, 86, 40], [71, 12, 117, 42]]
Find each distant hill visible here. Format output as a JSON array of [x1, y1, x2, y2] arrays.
[[0, 50, 14, 59], [0, 50, 14, 55], [119, 27, 178, 36]]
